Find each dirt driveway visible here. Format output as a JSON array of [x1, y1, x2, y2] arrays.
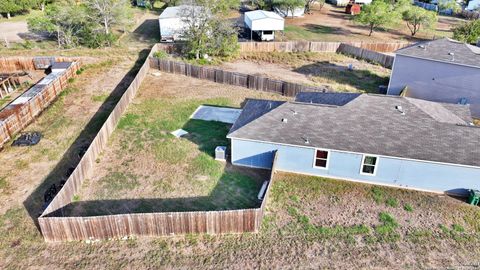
[[0, 21, 29, 43]]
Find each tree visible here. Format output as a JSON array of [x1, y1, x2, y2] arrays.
[[272, 0, 304, 18], [28, 0, 89, 47], [402, 5, 437, 36], [354, 1, 399, 36], [0, 0, 23, 19], [180, 0, 240, 60], [85, 0, 132, 35], [453, 19, 480, 44]]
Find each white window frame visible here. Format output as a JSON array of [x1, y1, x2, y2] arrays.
[[360, 154, 379, 176], [313, 148, 330, 170]]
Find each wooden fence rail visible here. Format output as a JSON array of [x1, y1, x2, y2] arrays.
[[38, 44, 280, 242], [0, 61, 81, 147], [238, 41, 410, 53], [0, 57, 80, 72], [150, 58, 328, 97], [337, 43, 395, 68], [158, 41, 410, 54]]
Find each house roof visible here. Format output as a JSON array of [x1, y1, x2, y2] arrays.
[[228, 92, 480, 167], [245, 10, 284, 21], [395, 38, 480, 68]]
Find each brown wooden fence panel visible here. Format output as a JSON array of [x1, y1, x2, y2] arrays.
[[152, 59, 328, 96], [337, 43, 395, 68], [239, 41, 410, 53]]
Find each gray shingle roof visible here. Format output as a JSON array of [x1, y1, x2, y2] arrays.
[[396, 38, 480, 68], [295, 92, 361, 106], [228, 93, 480, 167], [229, 99, 285, 134]]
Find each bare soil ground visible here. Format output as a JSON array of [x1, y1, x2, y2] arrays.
[[0, 21, 29, 43], [221, 52, 390, 93], [282, 4, 465, 42]]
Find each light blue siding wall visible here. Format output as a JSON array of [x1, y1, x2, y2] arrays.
[[231, 139, 480, 193]]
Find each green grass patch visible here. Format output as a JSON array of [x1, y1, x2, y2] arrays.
[[386, 197, 398, 208], [97, 172, 139, 197], [375, 212, 400, 242], [91, 93, 109, 102], [371, 186, 385, 204], [0, 177, 9, 191], [284, 25, 336, 41], [404, 203, 413, 212]]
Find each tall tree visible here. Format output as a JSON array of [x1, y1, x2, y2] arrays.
[[402, 5, 437, 36], [85, 0, 132, 35], [0, 0, 22, 19], [354, 1, 399, 36]]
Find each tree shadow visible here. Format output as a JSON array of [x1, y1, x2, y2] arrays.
[[22, 48, 151, 229], [128, 18, 160, 44], [293, 62, 389, 93]]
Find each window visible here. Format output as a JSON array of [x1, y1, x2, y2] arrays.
[[263, 30, 273, 35], [361, 155, 378, 175], [313, 149, 329, 169]]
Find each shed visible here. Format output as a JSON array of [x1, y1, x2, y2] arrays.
[[158, 5, 204, 42], [244, 10, 285, 41]]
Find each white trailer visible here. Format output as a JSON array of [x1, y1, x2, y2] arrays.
[[244, 10, 285, 42], [158, 5, 203, 42]]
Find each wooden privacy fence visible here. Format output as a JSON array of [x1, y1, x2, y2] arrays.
[[337, 43, 395, 68], [239, 41, 410, 53], [39, 152, 277, 242], [0, 62, 81, 147], [38, 44, 280, 242], [150, 58, 328, 97], [0, 56, 79, 72]]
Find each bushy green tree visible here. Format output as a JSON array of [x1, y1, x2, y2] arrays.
[[354, 0, 399, 36], [402, 5, 437, 36], [453, 19, 480, 44], [0, 0, 24, 19], [181, 0, 240, 60], [28, 0, 89, 47]]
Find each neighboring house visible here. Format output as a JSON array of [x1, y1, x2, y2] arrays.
[[227, 92, 480, 194], [244, 10, 285, 41], [388, 38, 480, 118], [158, 5, 204, 42]]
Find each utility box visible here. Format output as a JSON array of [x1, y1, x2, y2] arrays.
[[468, 189, 480, 206], [215, 146, 227, 161]]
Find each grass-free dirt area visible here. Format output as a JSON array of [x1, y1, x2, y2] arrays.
[[282, 4, 466, 42], [57, 72, 289, 216], [221, 51, 390, 93]]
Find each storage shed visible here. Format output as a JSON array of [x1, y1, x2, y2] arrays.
[[158, 5, 203, 42], [244, 10, 285, 41]]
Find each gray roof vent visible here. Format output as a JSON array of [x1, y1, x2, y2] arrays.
[[282, 118, 288, 123], [302, 136, 310, 144], [418, 45, 426, 49], [395, 105, 405, 115], [448, 52, 455, 61]]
